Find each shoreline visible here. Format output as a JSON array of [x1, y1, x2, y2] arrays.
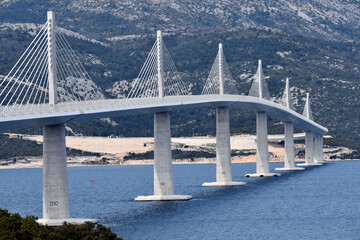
[[0, 157, 358, 170], [1, 134, 357, 169]]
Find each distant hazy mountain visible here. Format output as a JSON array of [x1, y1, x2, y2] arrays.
[[1, 0, 360, 42]]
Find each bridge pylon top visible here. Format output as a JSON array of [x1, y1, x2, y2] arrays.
[[248, 60, 271, 99], [280, 78, 294, 110], [201, 43, 238, 95], [127, 30, 188, 99], [302, 93, 314, 120]]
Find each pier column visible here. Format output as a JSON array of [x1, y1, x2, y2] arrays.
[[275, 122, 304, 171], [42, 124, 69, 220], [135, 112, 192, 201], [37, 124, 97, 226], [298, 131, 322, 167], [154, 111, 174, 195], [202, 107, 246, 187], [314, 135, 325, 164], [246, 112, 280, 177]]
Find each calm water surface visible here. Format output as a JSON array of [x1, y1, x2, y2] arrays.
[[0, 161, 359, 239]]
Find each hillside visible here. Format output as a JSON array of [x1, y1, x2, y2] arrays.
[[1, 25, 360, 144], [1, 0, 360, 42]]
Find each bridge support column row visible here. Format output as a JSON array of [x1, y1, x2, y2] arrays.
[[37, 124, 96, 226], [246, 112, 280, 177], [203, 107, 246, 187], [298, 131, 322, 167], [275, 122, 304, 171], [135, 112, 192, 201]]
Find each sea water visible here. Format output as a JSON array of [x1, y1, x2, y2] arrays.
[[0, 161, 359, 239]]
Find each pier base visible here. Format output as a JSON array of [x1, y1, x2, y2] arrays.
[[135, 195, 192, 201], [245, 173, 280, 178], [202, 181, 246, 187], [297, 162, 323, 167], [37, 218, 97, 227], [275, 167, 305, 171]]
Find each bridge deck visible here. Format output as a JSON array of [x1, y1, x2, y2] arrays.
[[0, 95, 328, 135]]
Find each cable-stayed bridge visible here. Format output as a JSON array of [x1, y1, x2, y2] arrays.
[[0, 12, 328, 226]]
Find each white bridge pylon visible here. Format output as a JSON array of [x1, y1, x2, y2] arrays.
[[202, 43, 245, 187], [0, 11, 328, 225], [134, 30, 192, 201], [202, 43, 238, 95], [127, 31, 188, 99]]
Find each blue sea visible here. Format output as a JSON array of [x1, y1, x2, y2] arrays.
[[0, 161, 359, 240]]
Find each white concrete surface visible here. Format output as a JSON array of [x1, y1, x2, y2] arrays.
[[297, 162, 323, 167], [275, 167, 304, 171], [245, 173, 281, 177], [215, 107, 232, 183], [304, 131, 315, 165], [135, 111, 193, 201], [218, 43, 224, 95], [47, 11, 57, 106], [283, 122, 297, 169], [157, 30, 164, 98], [246, 112, 279, 177], [153, 111, 173, 195], [203, 107, 246, 187], [256, 111, 269, 174], [135, 195, 193, 201], [0, 95, 328, 138], [43, 124, 69, 220], [202, 182, 246, 187], [37, 218, 97, 227], [314, 136, 325, 163]]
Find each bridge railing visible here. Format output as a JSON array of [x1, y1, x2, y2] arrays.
[[0, 96, 174, 118]]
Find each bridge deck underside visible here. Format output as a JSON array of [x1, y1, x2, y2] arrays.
[[0, 95, 328, 135]]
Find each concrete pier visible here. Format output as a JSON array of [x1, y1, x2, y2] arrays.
[[42, 124, 69, 220], [246, 112, 280, 177], [203, 107, 246, 187], [275, 122, 304, 171], [37, 124, 96, 226], [135, 112, 192, 201], [298, 131, 322, 167], [314, 135, 325, 164]]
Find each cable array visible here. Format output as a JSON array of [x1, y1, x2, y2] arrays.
[[279, 78, 294, 110], [55, 29, 103, 102], [0, 21, 103, 109], [127, 36, 188, 98], [248, 61, 271, 99], [303, 94, 314, 120], [202, 48, 238, 95], [0, 22, 50, 107]]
